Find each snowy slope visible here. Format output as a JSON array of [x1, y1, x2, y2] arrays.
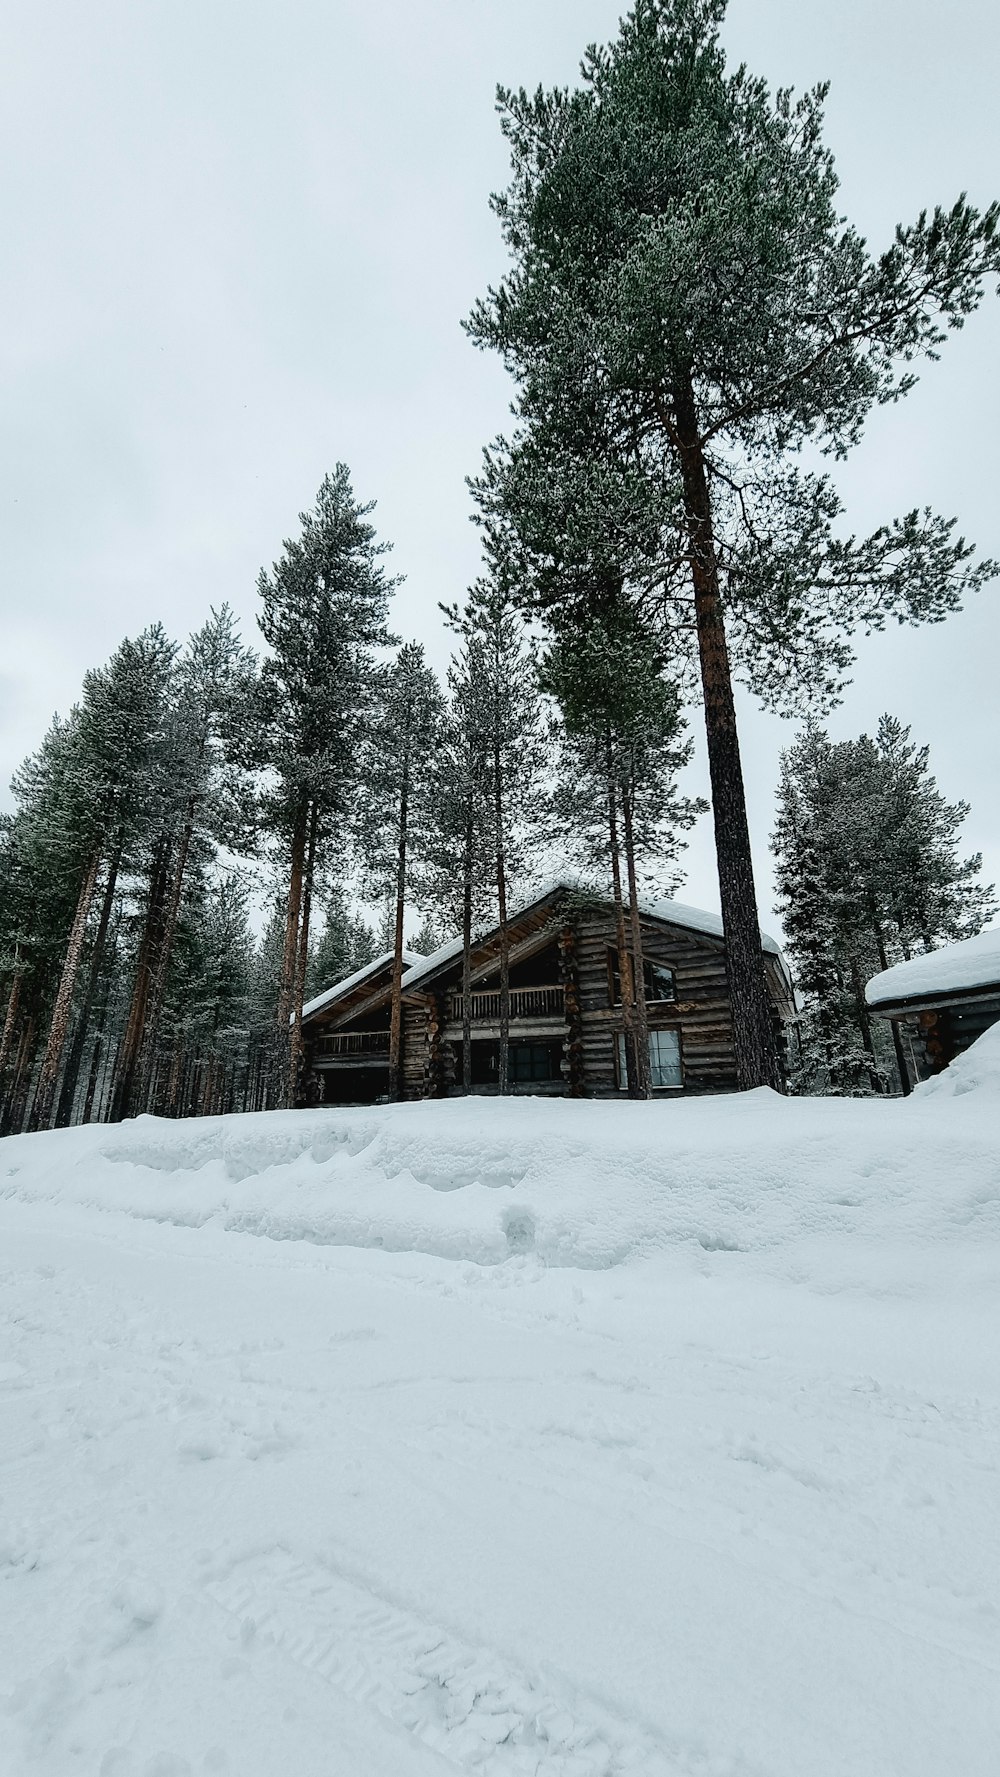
[[865, 923, 1000, 1006], [2, 1035, 1000, 1776]]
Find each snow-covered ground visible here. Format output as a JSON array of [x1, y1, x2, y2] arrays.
[[2, 1033, 1000, 1777]]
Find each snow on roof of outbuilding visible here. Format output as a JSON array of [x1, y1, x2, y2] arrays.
[[399, 877, 786, 993], [865, 926, 1000, 1011], [301, 950, 422, 1022]]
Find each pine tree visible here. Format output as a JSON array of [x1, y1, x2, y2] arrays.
[[468, 0, 999, 1091], [448, 584, 548, 1094], [249, 467, 398, 1105], [543, 604, 704, 1096], [356, 642, 446, 1100], [26, 627, 178, 1129], [422, 639, 494, 1094]]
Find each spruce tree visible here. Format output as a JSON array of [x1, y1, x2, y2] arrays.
[[772, 721, 995, 1094], [305, 892, 377, 999], [468, 0, 999, 1091]]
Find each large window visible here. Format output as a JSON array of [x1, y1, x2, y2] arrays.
[[608, 950, 676, 1007], [617, 1028, 683, 1090], [470, 1041, 562, 1085]]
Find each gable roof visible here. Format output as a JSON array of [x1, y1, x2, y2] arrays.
[[301, 949, 421, 1023], [399, 877, 787, 994], [866, 926, 1000, 1012]]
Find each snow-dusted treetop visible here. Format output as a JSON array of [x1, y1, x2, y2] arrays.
[[866, 926, 1000, 1010]]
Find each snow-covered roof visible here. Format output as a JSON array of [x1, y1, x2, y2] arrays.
[[301, 950, 421, 1022], [866, 927, 1000, 1011], [399, 877, 786, 994]]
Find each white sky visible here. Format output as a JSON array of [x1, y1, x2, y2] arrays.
[[2, 0, 997, 934]]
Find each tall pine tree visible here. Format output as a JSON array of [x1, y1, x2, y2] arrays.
[[468, 0, 999, 1090]]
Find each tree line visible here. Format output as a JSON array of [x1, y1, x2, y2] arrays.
[[0, 463, 712, 1130], [3, 0, 998, 1126]]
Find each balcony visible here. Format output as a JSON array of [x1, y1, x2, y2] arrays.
[[446, 985, 564, 1023], [314, 1031, 389, 1062]]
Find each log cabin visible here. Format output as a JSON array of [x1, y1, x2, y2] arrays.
[[301, 882, 795, 1103], [865, 927, 1000, 1086]]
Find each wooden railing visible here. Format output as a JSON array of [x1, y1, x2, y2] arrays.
[[314, 1031, 389, 1060], [446, 986, 564, 1022]]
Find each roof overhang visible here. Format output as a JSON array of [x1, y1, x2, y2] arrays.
[[868, 980, 1000, 1020]]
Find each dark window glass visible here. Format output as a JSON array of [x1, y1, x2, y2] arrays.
[[608, 950, 676, 1006], [468, 1041, 561, 1085]]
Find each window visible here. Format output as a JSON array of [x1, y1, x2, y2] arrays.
[[608, 950, 676, 1006], [469, 1041, 562, 1085], [511, 1042, 561, 1083], [617, 1028, 683, 1090]]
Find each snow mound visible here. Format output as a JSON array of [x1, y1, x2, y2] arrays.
[[916, 1016, 1000, 1100], [3, 1035, 999, 1286]]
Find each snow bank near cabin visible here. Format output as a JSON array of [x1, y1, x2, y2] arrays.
[[3, 1028, 998, 1284], [916, 1011, 1000, 1098]]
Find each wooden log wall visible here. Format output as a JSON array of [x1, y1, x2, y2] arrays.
[[575, 913, 738, 1096]]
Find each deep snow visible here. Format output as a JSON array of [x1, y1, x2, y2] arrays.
[[865, 922, 1000, 1006], [2, 1031, 999, 1775]]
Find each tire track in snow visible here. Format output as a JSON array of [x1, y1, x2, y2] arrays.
[[207, 1548, 681, 1774]]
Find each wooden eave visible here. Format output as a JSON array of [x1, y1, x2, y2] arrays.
[[869, 980, 1000, 1021]]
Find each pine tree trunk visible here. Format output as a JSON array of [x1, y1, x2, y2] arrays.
[[0, 963, 23, 1080], [674, 374, 782, 1093], [290, 801, 319, 1107], [461, 805, 474, 1095], [388, 754, 410, 1104], [56, 842, 122, 1127], [849, 953, 882, 1094], [875, 925, 912, 1096], [621, 782, 651, 1098], [495, 742, 510, 1097], [607, 753, 639, 1097], [109, 841, 170, 1123], [276, 801, 308, 1107], [31, 848, 102, 1130], [82, 1029, 105, 1125], [136, 803, 196, 1105], [5, 1013, 37, 1135]]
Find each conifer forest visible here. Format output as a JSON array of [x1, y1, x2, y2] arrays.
[[2, 0, 997, 1133]]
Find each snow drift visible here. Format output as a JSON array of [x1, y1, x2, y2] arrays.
[[4, 1025, 999, 1281], [3, 1028, 1000, 1777]]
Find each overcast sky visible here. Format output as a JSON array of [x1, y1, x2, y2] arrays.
[[2, 0, 997, 934]]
